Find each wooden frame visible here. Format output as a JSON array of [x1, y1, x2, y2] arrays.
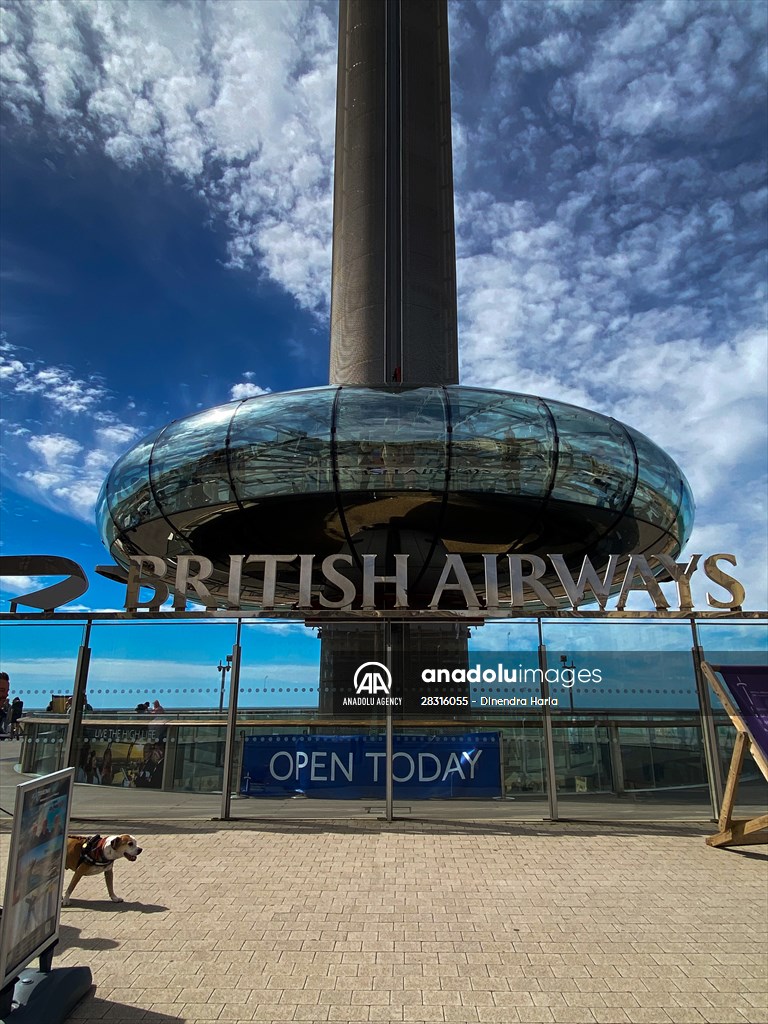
[[700, 662, 768, 848]]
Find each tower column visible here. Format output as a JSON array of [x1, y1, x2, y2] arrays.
[[330, 0, 459, 387]]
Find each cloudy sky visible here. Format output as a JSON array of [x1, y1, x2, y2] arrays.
[[1, 0, 766, 629]]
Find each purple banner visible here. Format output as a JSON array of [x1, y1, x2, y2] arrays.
[[718, 665, 768, 761]]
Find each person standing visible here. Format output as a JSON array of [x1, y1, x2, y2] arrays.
[[0, 672, 9, 738], [9, 697, 23, 740]]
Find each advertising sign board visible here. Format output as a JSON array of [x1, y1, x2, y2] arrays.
[[76, 726, 166, 788], [717, 665, 768, 761], [240, 733, 501, 799], [0, 768, 74, 989]]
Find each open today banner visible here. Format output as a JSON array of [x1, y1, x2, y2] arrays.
[[240, 733, 501, 799]]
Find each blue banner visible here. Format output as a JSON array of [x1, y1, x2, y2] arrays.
[[240, 733, 501, 799]]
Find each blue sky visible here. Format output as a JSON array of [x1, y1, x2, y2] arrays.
[[1, 0, 767, 708]]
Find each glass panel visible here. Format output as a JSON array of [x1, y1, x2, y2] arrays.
[[238, 621, 322, 713], [675, 475, 695, 544], [234, 620, 389, 817], [465, 619, 548, 812], [173, 725, 227, 792], [107, 428, 163, 532], [625, 424, 684, 534], [150, 406, 236, 515], [541, 619, 710, 817], [549, 403, 635, 512], [61, 622, 238, 817], [447, 388, 553, 496], [229, 388, 334, 499], [1, 623, 84, 775], [95, 477, 119, 551], [335, 387, 446, 492]]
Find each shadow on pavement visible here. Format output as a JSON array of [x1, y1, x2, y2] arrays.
[[68, 995, 181, 1022], [60, 900, 168, 913], [58, 922, 120, 952], [68, 815, 715, 838]]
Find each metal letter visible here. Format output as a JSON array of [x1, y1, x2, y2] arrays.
[[173, 555, 216, 610], [245, 554, 298, 609], [482, 554, 499, 610], [507, 555, 558, 608], [227, 555, 245, 609], [319, 554, 357, 609], [548, 554, 619, 610], [703, 553, 746, 609], [429, 554, 480, 609], [616, 555, 669, 611], [297, 554, 315, 608], [654, 554, 701, 611], [125, 556, 169, 611], [362, 554, 409, 609]]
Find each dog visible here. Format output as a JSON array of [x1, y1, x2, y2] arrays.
[[62, 834, 142, 906]]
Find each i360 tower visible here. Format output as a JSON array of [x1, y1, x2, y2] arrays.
[[325, 0, 466, 706], [96, 0, 695, 708], [330, 0, 458, 388]]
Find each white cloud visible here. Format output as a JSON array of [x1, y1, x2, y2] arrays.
[[230, 381, 272, 400], [18, 422, 140, 521], [1, 0, 337, 313], [27, 433, 82, 466], [0, 574, 42, 595], [0, 348, 109, 413], [0, 337, 143, 520]]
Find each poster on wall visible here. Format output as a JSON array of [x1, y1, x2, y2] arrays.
[[76, 725, 166, 788], [240, 733, 501, 799], [717, 665, 768, 760], [0, 768, 74, 988]]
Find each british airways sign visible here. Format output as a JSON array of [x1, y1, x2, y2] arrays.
[[0, 550, 749, 615]]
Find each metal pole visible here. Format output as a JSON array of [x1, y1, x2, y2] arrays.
[[220, 621, 242, 821], [218, 659, 230, 713], [690, 620, 724, 820], [609, 722, 625, 796], [538, 620, 559, 821], [63, 619, 92, 772], [385, 621, 394, 822]]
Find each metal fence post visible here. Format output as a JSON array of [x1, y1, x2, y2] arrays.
[[538, 620, 559, 821], [220, 621, 242, 821], [690, 620, 724, 821], [385, 620, 394, 822], [63, 619, 92, 772]]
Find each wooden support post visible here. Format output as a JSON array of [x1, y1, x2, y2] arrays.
[[718, 730, 748, 833]]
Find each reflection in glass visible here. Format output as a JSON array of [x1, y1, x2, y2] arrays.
[[550, 405, 634, 512], [448, 389, 553, 496], [625, 425, 683, 534], [335, 388, 447, 492], [150, 407, 235, 515], [107, 428, 163, 532], [230, 389, 335, 499]]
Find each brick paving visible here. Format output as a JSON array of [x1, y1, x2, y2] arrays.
[[5, 818, 768, 1024]]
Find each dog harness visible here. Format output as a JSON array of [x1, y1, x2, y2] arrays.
[[78, 835, 110, 866]]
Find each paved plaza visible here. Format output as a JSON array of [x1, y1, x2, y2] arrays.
[[3, 810, 766, 1024]]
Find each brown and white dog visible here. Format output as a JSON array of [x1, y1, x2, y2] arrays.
[[62, 834, 142, 906]]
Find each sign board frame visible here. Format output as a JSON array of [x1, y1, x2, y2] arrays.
[[700, 663, 768, 848], [0, 768, 75, 988]]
